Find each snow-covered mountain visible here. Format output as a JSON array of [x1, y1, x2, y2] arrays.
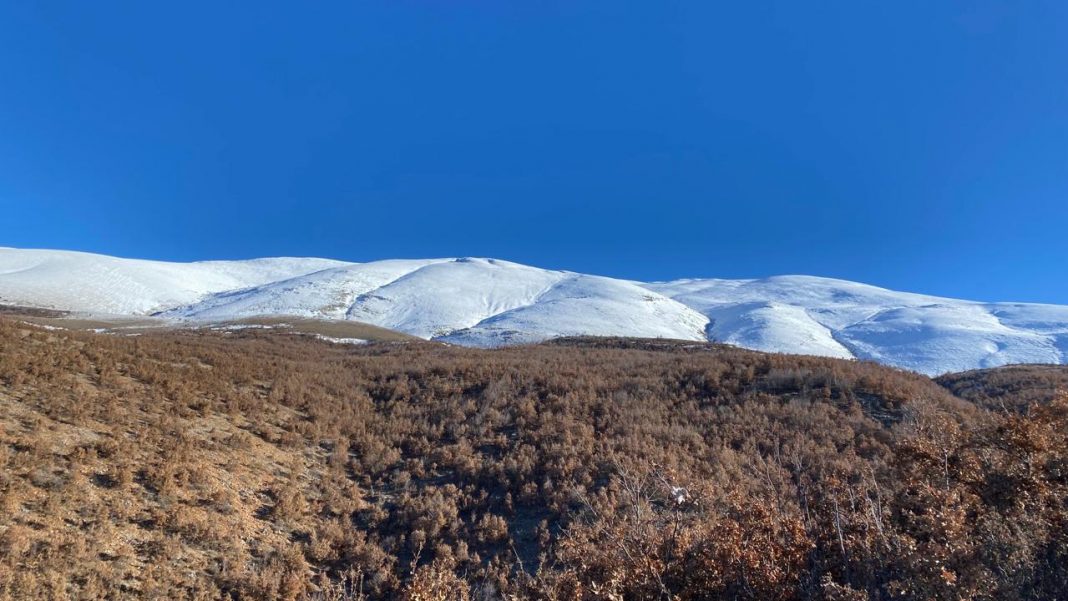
[[647, 276, 1068, 375], [152, 257, 709, 344], [0, 247, 345, 315], [2, 247, 1066, 375]]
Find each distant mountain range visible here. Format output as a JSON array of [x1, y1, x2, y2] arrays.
[[2, 247, 1066, 375]]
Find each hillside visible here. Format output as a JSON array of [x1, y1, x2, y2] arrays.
[[0, 248, 345, 315], [3, 247, 1068, 374], [936, 364, 1068, 412], [0, 320, 1065, 600]]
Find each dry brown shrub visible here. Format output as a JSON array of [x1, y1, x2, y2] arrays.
[[0, 320, 1064, 600]]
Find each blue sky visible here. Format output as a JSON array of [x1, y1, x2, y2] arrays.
[[1, 1, 1066, 303]]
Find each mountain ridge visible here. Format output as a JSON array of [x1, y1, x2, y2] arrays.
[[2, 247, 1066, 375]]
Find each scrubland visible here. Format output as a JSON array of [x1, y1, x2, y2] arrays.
[[0, 321, 1064, 600]]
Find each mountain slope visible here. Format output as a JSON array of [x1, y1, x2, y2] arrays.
[[2, 247, 1067, 374], [647, 275, 1068, 374], [438, 273, 709, 346], [11, 318, 1066, 600], [164, 258, 709, 343], [698, 301, 853, 359], [0, 248, 345, 315], [156, 259, 447, 321]]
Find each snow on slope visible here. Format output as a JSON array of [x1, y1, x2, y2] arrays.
[[646, 276, 1068, 374], [166, 258, 709, 343], [700, 301, 853, 359], [2, 248, 1067, 375], [345, 259, 570, 338], [835, 304, 1059, 374], [158, 259, 447, 321], [0, 248, 346, 315], [438, 274, 709, 346], [989, 304, 1068, 361], [646, 275, 946, 330]]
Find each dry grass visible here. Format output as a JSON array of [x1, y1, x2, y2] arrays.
[[0, 304, 70, 318], [226, 316, 418, 342], [5, 309, 417, 343], [0, 319, 1063, 600]]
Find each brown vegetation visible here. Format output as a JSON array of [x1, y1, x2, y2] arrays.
[[0, 305, 69, 318], [0, 321, 1064, 600], [937, 364, 1068, 412]]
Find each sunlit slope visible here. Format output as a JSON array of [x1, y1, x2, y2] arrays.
[[648, 275, 1068, 374], [165, 258, 710, 343], [0, 247, 344, 315], [3, 248, 1067, 374]]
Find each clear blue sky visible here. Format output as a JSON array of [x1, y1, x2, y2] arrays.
[[1, 2, 1066, 303]]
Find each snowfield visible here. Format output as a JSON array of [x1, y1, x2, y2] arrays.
[[2, 247, 1067, 375], [0, 247, 345, 315], [647, 276, 1068, 373]]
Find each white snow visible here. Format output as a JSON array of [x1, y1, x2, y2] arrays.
[[344, 258, 570, 338], [2, 248, 1067, 375], [0, 248, 344, 315], [700, 301, 853, 359], [160, 259, 447, 321], [166, 258, 708, 344], [437, 273, 710, 347], [834, 304, 1058, 374], [313, 334, 369, 345], [646, 275, 1068, 374]]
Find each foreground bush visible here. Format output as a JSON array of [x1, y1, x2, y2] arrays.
[[0, 320, 1064, 599]]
